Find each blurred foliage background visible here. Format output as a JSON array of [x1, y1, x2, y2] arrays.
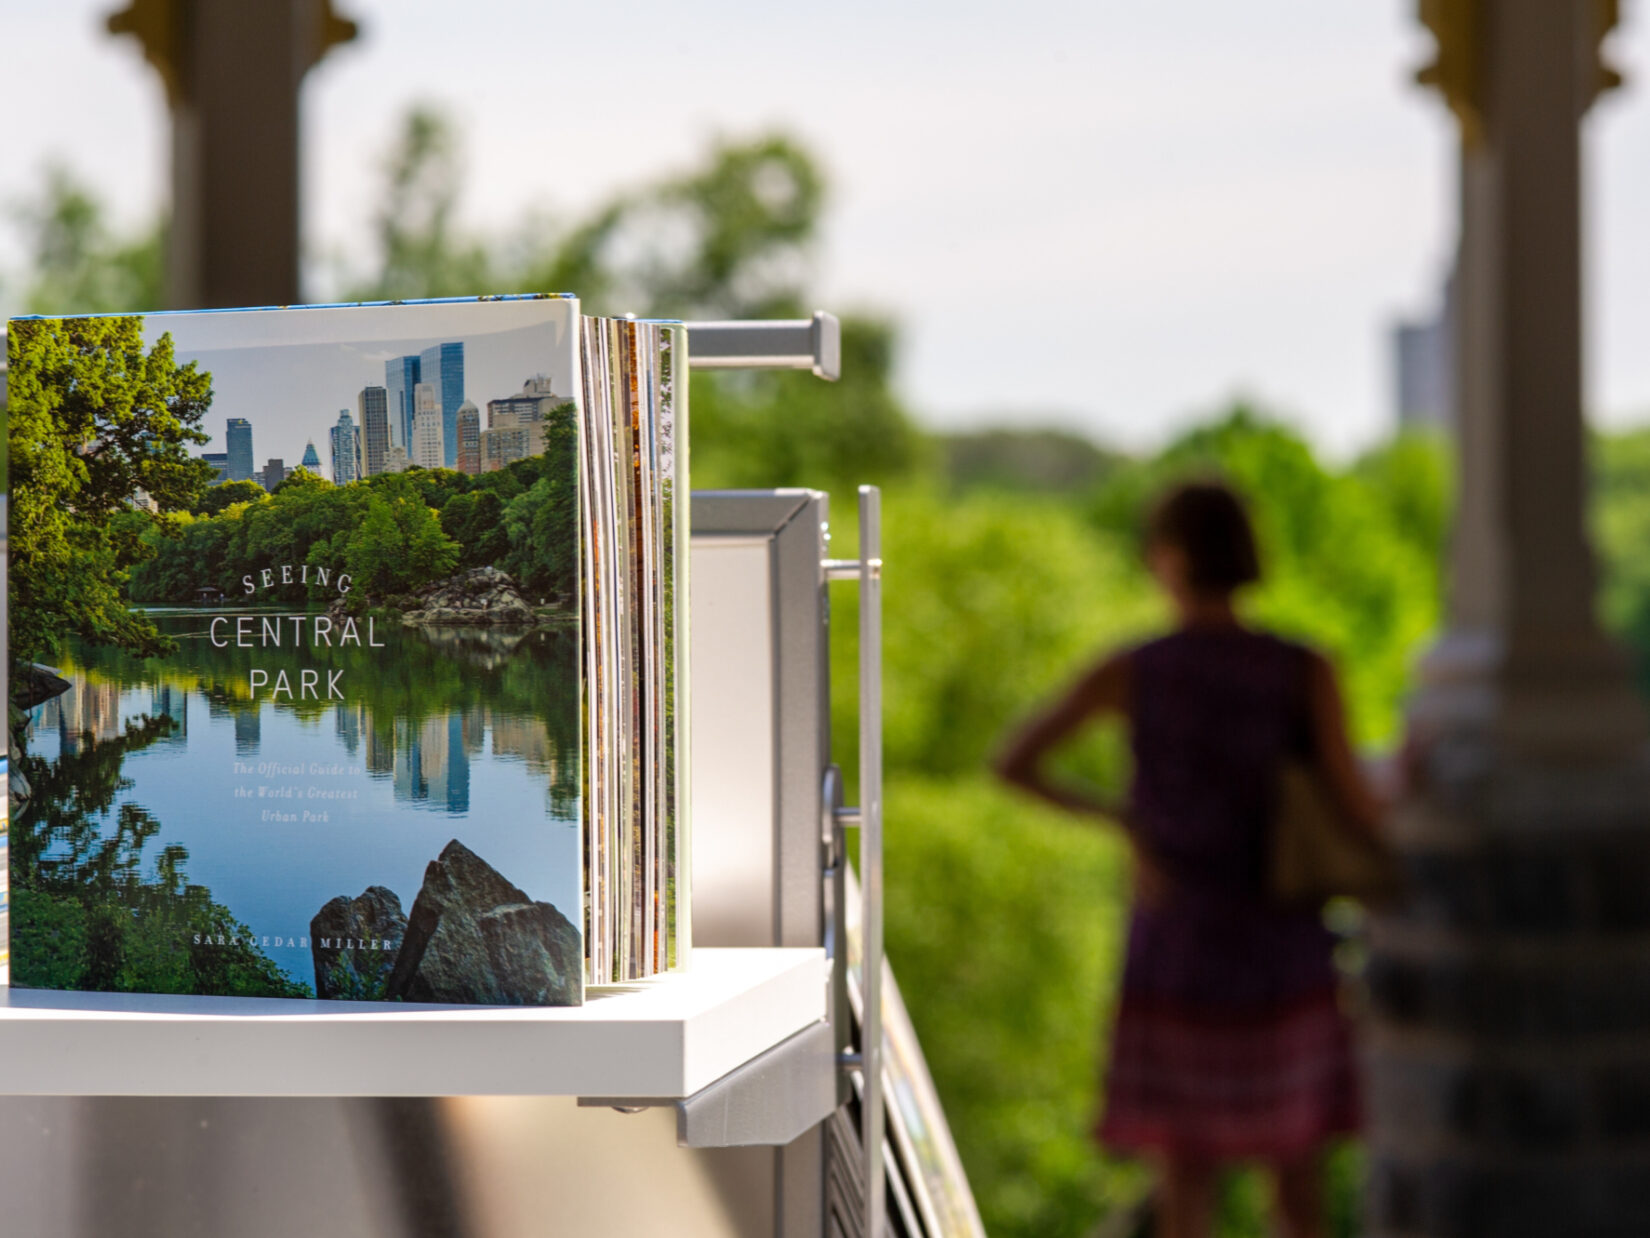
[[9, 107, 1650, 1237]]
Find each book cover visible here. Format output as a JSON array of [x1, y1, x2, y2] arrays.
[[5, 296, 586, 1004]]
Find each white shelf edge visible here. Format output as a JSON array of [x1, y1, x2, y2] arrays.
[[0, 947, 825, 1099]]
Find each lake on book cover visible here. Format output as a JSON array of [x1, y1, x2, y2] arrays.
[[20, 614, 581, 996]]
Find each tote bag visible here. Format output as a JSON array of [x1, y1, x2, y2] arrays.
[[1267, 682, 1402, 907]]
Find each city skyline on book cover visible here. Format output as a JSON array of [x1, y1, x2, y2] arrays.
[[6, 296, 587, 1005]]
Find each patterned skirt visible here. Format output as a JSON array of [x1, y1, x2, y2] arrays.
[[1098, 910, 1360, 1162]]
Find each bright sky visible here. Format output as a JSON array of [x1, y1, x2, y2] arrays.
[[6, 1, 1650, 457]]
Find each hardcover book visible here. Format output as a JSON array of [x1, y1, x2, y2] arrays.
[[4, 295, 687, 1005]]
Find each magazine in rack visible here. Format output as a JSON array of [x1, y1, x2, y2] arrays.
[[3, 295, 687, 1005]]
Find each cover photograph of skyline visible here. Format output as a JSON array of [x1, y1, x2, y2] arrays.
[[160, 302, 577, 486]]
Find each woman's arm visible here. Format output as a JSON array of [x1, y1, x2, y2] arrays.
[[995, 652, 1175, 907], [1306, 651, 1385, 833], [992, 651, 1129, 816]]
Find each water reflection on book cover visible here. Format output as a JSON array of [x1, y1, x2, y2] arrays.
[[21, 617, 580, 992]]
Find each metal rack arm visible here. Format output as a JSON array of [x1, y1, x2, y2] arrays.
[[684, 312, 841, 381]]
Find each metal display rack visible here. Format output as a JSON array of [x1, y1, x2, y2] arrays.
[[0, 315, 976, 1237]]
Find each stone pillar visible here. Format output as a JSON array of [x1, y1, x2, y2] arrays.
[[1365, 3, 1650, 1236], [107, 0, 357, 308]]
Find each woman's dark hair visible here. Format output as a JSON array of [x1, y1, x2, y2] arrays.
[[1145, 480, 1262, 593]]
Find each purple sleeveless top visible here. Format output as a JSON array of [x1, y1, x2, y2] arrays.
[[1120, 627, 1339, 1013]]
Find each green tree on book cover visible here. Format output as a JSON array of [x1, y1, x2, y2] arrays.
[[7, 317, 312, 996], [6, 315, 215, 685], [12, 714, 308, 997], [124, 403, 580, 609]]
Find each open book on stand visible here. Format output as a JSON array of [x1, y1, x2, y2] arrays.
[[3, 295, 687, 1006]]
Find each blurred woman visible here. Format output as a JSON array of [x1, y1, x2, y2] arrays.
[[995, 480, 1380, 1238]]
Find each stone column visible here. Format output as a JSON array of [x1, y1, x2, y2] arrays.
[[107, 0, 357, 308], [1365, 3, 1650, 1236]]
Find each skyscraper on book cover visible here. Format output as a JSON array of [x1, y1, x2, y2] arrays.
[[331, 410, 362, 484], [488, 374, 566, 425], [411, 383, 445, 470], [456, 400, 481, 475], [483, 376, 565, 473], [301, 439, 322, 472], [359, 385, 390, 476], [226, 417, 254, 481], [419, 341, 466, 468], [385, 354, 420, 450], [481, 409, 545, 473]]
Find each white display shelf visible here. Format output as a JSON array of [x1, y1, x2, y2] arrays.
[[0, 947, 825, 1099]]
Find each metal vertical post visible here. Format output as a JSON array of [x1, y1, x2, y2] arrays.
[[857, 485, 884, 1238]]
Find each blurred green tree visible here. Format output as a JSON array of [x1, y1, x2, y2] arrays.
[[10, 165, 165, 314], [349, 105, 494, 300], [689, 315, 927, 499], [344, 106, 823, 321], [886, 774, 1144, 1238], [1592, 428, 1650, 694], [524, 133, 824, 320], [940, 426, 1127, 495]]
